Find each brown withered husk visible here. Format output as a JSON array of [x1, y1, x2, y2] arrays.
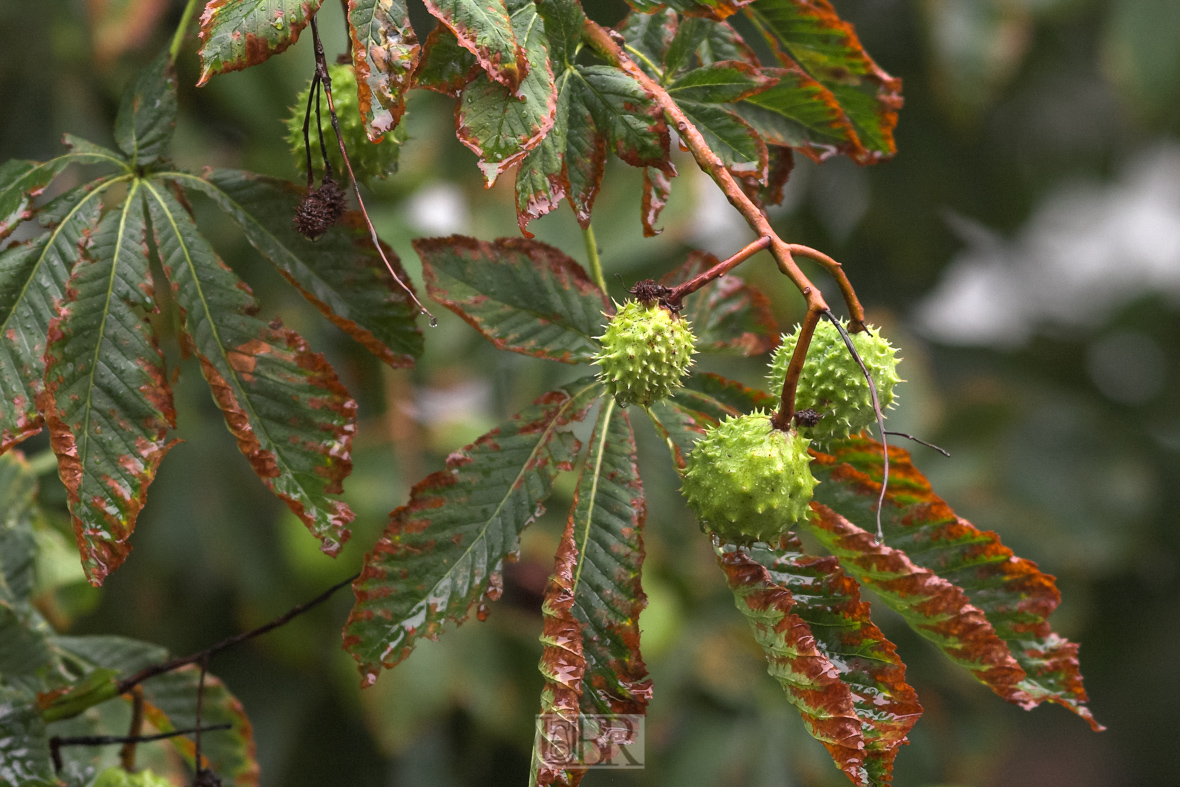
[[293, 175, 346, 240]]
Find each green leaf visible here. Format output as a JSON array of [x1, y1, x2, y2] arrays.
[[0, 604, 52, 681], [714, 539, 867, 784], [0, 685, 55, 787], [348, 0, 420, 141], [735, 65, 861, 163], [40, 184, 176, 586], [576, 65, 671, 172], [0, 451, 39, 603], [197, 0, 325, 85], [422, 0, 526, 90], [0, 159, 71, 242], [0, 180, 115, 454], [535, 0, 585, 69], [692, 17, 758, 67], [412, 25, 478, 97], [457, 0, 558, 185], [748, 0, 903, 162], [344, 380, 601, 681], [740, 535, 922, 784], [113, 52, 177, 167], [617, 8, 678, 79], [811, 437, 1102, 730], [679, 101, 767, 180], [659, 250, 778, 355], [417, 236, 610, 363], [167, 169, 423, 367], [142, 181, 356, 557], [667, 61, 776, 104]]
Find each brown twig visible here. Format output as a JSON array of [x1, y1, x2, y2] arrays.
[[784, 244, 866, 331], [771, 306, 822, 431], [309, 17, 436, 325], [193, 657, 209, 779], [49, 725, 232, 773], [666, 235, 772, 309], [119, 686, 145, 771], [116, 572, 358, 694]]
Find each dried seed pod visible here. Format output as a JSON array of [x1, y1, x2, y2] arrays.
[[293, 176, 346, 240]]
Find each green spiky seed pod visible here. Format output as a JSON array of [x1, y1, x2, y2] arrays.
[[595, 299, 695, 406], [94, 767, 172, 787], [681, 412, 817, 542], [286, 64, 406, 187], [767, 319, 902, 446]]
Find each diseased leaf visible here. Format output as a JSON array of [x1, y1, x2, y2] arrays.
[[348, 0, 420, 140], [168, 169, 422, 367], [0, 160, 71, 242], [534, 0, 584, 70], [40, 185, 177, 586], [667, 61, 777, 104], [457, 0, 558, 185], [617, 9, 678, 79], [749, 0, 903, 162], [640, 167, 672, 237], [0, 451, 39, 604], [755, 145, 795, 206], [422, 0, 527, 90], [659, 250, 778, 355], [806, 503, 1032, 709], [197, 0, 325, 85], [715, 539, 867, 784], [142, 181, 356, 557], [693, 17, 758, 67], [343, 380, 600, 681], [412, 24, 479, 97], [735, 66, 861, 163], [742, 535, 922, 783], [0, 685, 55, 787], [812, 437, 1102, 729], [575, 66, 671, 172], [626, 0, 754, 22], [418, 235, 610, 363], [679, 102, 768, 180], [0, 181, 112, 454], [113, 51, 177, 167]]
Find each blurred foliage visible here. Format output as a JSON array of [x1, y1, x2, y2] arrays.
[[1, 0, 1178, 784]]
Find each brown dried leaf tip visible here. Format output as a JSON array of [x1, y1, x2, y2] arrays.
[[293, 175, 346, 240]]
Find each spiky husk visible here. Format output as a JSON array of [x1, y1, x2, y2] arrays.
[[286, 64, 405, 187], [768, 319, 902, 446], [594, 299, 695, 406], [681, 412, 817, 542], [94, 767, 173, 787]]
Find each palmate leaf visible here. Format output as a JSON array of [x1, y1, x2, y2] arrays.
[[811, 437, 1102, 729], [626, 0, 754, 21], [412, 25, 479, 97], [418, 236, 610, 363], [748, 0, 903, 163], [142, 181, 357, 557], [667, 61, 776, 104], [197, 0, 325, 85], [531, 398, 648, 787], [457, 0, 558, 185], [51, 636, 259, 785], [343, 380, 601, 682], [347, 0, 420, 140], [40, 184, 177, 586], [660, 251, 778, 355], [113, 51, 176, 167], [166, 169, 423, 367], [0, 685, 54, 787], [735, 65, 862, 163], [0, 451, 39, 604], [0, 160, 72, 242], [741, 535, 922, 784], [423, 0, 527, 90], [0, 180, 118, 454]]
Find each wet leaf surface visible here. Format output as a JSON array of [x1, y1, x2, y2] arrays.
[[422, 0, 526, 91], [348, 0, 420, 141], [113, 51, 176, 168], [197, 0, 325, 85]]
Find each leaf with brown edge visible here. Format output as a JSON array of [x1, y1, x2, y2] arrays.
[[0, 181, 111, 456], [530, 398, 648, 787], [660, 250, 778, 355], [422, 0, 527, 91], [412, 24, 479, 97], [667, 61, 778, 104], [456, 0, 558, 186], [679, 101, 768, 181], [805, 503, 1033, 709], [348, 0, 420, 141], [747, 0, 903, 162], [40, 185, 177, 586], [0, 159, 71, 243], [640, 167, 672, 237], [812, 436, 1102, 730], [343, 380, 601, 683], [142, 181, 356, 558], [735, 65, 862, 164], [167, 169, 422, 367], [715, 537, 868, 785], [742, 534, 922, 784], [196, 0, 325, 85], [417, 235, 609, 363]]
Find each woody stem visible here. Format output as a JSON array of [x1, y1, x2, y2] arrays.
[[666, 236, 771, 308], [785, 244, 865, 331], [771, 305, 822, 431]]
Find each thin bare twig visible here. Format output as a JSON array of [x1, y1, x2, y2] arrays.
[[666, 236, 772, 309], [119, 686, 144, 771], [785, 244, 866, 332], [116, 572, 358, 694], [884, 431, 950, 457], [824, 310, 890, 540], [308, 17, 436, 325], [49, 726, 233, 773]]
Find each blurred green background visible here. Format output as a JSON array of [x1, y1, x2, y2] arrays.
[[2, 0, 1178, 784]]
